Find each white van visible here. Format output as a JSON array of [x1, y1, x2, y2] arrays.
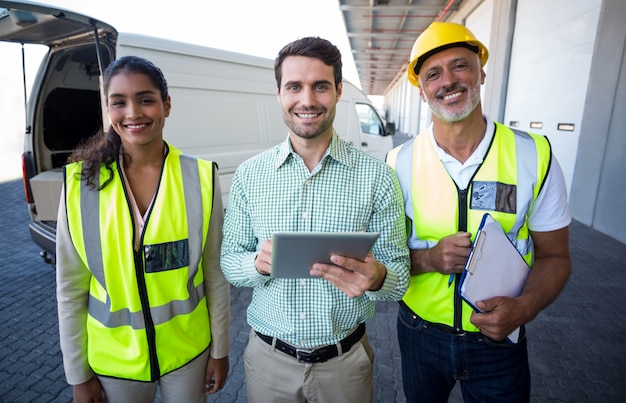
[[0, 0, 394, 263]]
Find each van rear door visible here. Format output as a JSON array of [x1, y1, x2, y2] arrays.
[[0, 1, 117, 141], [0, 1, 116, 45], [0, 0, 117, 263]]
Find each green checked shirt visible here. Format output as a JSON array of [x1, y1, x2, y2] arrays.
[[221, 132, 410, 348]]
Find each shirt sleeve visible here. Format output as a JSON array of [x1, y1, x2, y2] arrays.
[[203, 167, 231, 359], [527, 155, 572, 232], [365, 166, 411, 301], [56, 186, 95, 385], [220, 165, 273, 287]]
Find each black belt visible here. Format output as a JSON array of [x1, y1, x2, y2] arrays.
[[255, 323, 365, 364]]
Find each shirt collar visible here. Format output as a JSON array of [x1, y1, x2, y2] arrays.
[[428, 116, 495, 164], [274, 131, 352, 170]]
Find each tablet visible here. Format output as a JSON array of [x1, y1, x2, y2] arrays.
[[270, 232, 380, 279]]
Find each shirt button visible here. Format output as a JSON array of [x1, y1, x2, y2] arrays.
[[300, 312, 306, 320], [302, 212, 309, 219], [300, 279, 306, 286]]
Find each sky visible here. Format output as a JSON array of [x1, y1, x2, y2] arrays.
[[0, 0, 361, 182]]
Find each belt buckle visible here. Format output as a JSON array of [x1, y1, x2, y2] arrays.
[[296, 348, 316, 363]]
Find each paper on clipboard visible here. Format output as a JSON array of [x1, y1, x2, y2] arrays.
[[459, 214, 530, 343]]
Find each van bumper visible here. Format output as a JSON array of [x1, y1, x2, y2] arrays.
[[29, 221, 56, 259]]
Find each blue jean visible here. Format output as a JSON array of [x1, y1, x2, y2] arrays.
[[397, 305, 530, 403]]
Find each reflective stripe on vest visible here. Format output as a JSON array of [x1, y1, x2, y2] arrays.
[[388, 123, 551, 330], [64, 144, 214, 381]]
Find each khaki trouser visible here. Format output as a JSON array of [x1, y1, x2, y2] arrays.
[[244, 329, 374, 403]]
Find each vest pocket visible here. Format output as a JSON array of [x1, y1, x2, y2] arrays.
[[144, 239, 190, 273], [470, 181, 517, 214]]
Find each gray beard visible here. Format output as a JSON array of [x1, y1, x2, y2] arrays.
[[429, 84, 481, 123]]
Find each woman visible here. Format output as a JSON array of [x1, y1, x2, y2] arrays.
[[56, 56, 230, 403]]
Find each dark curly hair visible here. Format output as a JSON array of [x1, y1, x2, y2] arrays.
[[274, 37, 342, 91], [68, 56, 169, 189]]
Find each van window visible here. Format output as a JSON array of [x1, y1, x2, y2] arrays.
[[356, 103, 384, 136]]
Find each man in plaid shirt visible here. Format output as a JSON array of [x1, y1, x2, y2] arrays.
[[220, 37, 410, 403]]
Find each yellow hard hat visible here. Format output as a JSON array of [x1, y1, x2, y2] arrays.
[[407, 22, 489, 88]]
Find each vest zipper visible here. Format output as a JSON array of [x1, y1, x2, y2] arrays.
[[454, 188, 469, 332], [135, 186, 165, 381], [134, 248, 160, 381]]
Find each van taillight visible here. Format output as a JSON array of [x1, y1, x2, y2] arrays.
[[21, 152, 35, 203]]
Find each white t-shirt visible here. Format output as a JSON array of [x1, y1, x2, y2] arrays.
[[425, 118, 571, 233]]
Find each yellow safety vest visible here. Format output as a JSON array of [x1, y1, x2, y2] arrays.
[[387, 123, 551, 332], [63, 143, 215, 381]]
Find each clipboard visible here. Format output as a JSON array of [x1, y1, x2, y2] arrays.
[[459, 213, 530, 343], [270, 232, 380, 279]]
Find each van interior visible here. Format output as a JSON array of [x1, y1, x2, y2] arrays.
[[35, 44, 110, 171]]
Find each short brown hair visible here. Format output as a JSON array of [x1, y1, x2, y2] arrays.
[[274, 37, 342, 91]]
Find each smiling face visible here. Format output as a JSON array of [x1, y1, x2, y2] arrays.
[[107, 71, 171, 149], [276, 55, 342, 141], [418, 46, 485, 123]]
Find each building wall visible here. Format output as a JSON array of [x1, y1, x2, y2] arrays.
[[570, 0, 626, 243], [503, 0, 601, 195]]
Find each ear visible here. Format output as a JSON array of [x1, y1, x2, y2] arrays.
[[480, 68, 486, 85], [336, 82, 343, 101], [276, 88, 281, 102], [419, 87, 426, 102], [164, 95, 172, 117]]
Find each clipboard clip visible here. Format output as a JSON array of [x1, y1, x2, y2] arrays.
[[466, 232, 487, 275]]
